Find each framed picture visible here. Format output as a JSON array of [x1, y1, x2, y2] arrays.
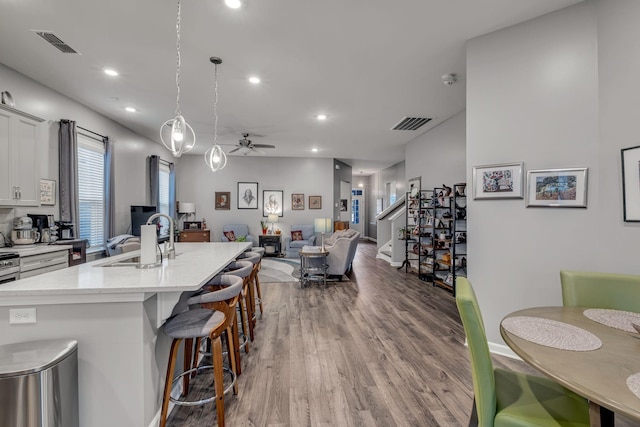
[[291, 193, 304, 210], [472, 162, 524, 200], [263, 190, 283, 217], [215, 191, 230, 210], [40, 179, 56, 205], [622, 145, 640, 221], [238, 182, 258, 209], [526, 167, 588, 208], [340, 199, 348, 211], [408, 176, 421, 197], [309, 195, 322, 209]]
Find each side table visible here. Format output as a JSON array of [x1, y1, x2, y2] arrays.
[[259, 234, 281, 257], [299, 250, 329, 288]]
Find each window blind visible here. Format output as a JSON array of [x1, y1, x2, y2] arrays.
[[77, 134, 105, 250]]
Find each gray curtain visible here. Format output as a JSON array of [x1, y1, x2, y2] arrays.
[[169, 162, 176, 218], [149, 155, 160, 209], [58, 120, 79, 231], [104, 136, 115, 239]]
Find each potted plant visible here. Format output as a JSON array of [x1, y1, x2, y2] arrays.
[[260, 220, 268, 235]]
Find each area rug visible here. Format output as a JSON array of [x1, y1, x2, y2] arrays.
[[258, 258, 300, 283]]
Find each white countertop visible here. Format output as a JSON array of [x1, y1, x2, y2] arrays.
[[0, 243, 73, 256], [0, 242, 251, 297]]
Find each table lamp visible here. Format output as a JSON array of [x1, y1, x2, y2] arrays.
[[314, 218, 333, 251], [268, 214, 278, 234]]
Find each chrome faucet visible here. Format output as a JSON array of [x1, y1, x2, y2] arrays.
[[146, 213, 176, 259]]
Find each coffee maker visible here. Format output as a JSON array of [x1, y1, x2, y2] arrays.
[[28, 214, 57, 243], [56, 221, 75, 240]]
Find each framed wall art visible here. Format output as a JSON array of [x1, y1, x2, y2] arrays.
[[215, 191, 230, 210], [526, 167, 588, 208], [472, 162, 524, 199], [622, 145, 640, 221], [238, 182, 258, 209], [263, 190, 283, 217], [292, 193, 304, 210], [309, 195, 322, 209], [40, 179, 56, 205]]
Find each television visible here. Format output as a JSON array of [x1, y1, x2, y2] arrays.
[[130, 205, 157, 236]]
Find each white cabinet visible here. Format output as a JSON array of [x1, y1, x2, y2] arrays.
[[0, 104, 43, 206]]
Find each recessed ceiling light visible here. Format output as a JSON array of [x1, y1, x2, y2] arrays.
[[311, 148, 318, 153], [103, 68, 119, 77], [316, 114, 327, 121], [125, 107, 137, 113], [248, 76, 260, 84], [225, 0, 241, 9]]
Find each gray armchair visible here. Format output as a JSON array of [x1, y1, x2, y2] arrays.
[[284, 224, 317, 258], [221, 224, 257, 246], [324, 229, 360, 276]]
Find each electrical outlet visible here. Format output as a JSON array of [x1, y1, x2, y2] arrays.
[[9, 308, 37, 324]]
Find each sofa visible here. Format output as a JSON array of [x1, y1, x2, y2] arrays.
[[283, 224, 317, 258], [319, 229, 360, 277], [220, 224, 258, 246]]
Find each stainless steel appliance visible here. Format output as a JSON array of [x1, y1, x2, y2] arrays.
[[56, 221, 74, 240], [27, 214, 56, 243], [12, 217, 32, 230], [11, 229, 40, 245], [0, 253, 20, 284]]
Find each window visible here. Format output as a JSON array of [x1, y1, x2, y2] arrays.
[[77, 133, 105, 251], [158, 162, 171, 236], [351, 198, 360, 224]]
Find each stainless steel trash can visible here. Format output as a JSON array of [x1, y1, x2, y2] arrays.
[[0, 339, 79, 427]]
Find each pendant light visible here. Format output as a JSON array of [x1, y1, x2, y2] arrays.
[[204, 56, 227, 172], [160, 0, 196, 157]]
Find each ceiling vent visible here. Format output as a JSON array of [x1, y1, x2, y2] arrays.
[[391, 117, 432, 131], [34, 31, 78, 54]]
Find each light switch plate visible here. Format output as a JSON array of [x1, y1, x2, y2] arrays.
[[10, 308, 37, 324]]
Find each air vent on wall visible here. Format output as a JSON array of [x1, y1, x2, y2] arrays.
[[34, 31, 78, 54], [391, 117, 432, 131]]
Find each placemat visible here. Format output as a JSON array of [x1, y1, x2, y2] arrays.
[[627, 372, 640, 399], [583, 308, 640, 333], [502, 316, 602, 351]]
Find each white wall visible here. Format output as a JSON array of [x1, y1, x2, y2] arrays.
[[467, 2, 603, 345], [405, 111, 466, 191], [0, 63, 175, 238], [368, 161, 405, 240], [596, 0, 640, 270], [176, 154, 334, 240]]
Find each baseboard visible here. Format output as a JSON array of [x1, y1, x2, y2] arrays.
[[488, 341, 520, 360]]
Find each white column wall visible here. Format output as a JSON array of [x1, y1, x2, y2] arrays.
[[466, 2, 600, 345]]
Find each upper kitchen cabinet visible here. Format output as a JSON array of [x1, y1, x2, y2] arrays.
[[0, 104, 43, 206]]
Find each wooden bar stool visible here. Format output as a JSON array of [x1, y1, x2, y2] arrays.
[[236, 251, 262, 340], [160, 275, 243, 427]]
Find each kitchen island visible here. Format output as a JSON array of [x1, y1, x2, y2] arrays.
[[0, 242, 251, 427]]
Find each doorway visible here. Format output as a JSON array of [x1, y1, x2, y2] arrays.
[[351, 188, 364, 235]]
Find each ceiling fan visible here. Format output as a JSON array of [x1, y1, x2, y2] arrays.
[[227, 133, 275, 155]]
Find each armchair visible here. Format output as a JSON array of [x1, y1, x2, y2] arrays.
[[323, 229, 360, 277], [283, 224, 317, 258], [221, 224, 257, 246]]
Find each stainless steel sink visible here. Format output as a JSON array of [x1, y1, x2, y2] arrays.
[[96, 253, 181, 267]]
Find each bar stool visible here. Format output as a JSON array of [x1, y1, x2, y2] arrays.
[[159, 275, 243, 427], [216, 260, 253, 375], [236, 251, 262, 340]]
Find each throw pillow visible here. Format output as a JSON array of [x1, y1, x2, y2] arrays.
[[291, 230, 303, 241], [223, 230, 236, 241]]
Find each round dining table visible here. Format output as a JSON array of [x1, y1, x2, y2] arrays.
[[501, 306, 640, 427]]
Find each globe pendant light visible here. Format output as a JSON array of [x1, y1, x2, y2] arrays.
[[160, 0, 195, 157], [204, 56, 227, 172]]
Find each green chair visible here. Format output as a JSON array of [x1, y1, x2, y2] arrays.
[[560, 270, 640, 312], [455, 277, 590, 427]]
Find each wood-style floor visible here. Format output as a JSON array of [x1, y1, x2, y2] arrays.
[[167, 240, 636, 427]]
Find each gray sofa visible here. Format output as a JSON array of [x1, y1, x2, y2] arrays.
[[220, 224, 258, 246], [283, 224, 317, 258]]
